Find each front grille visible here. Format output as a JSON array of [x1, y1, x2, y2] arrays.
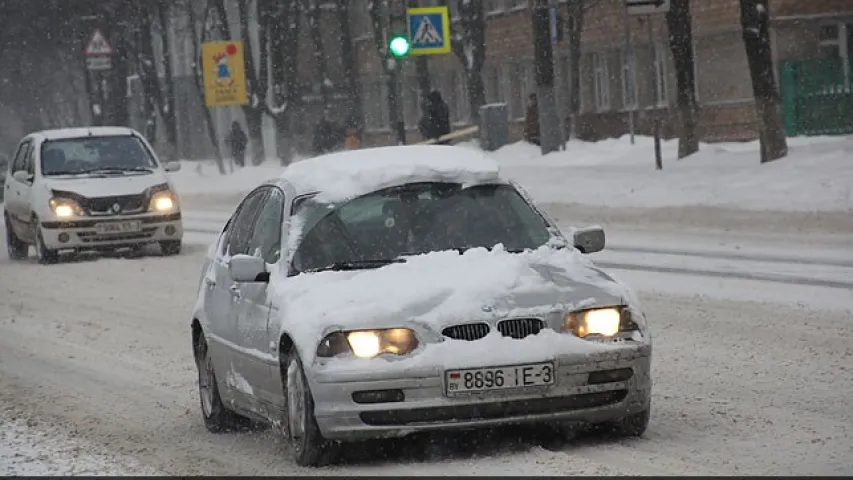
[[497, 318, 545, 339], [442, 323, 490, 341], [359, 390, 629, 426], [82, 194, 147, 215]]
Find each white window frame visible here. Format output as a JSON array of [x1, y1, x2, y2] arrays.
[[653, 42, 668, 107], [593, 52, 610, 111], [620, 48, 638, 110], [486, 0, 504, 15], [818, 21, 850, 89]]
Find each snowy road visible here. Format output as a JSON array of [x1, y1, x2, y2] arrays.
[[1, 210, 852, 475]]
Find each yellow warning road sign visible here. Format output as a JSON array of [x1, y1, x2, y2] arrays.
[[201, 41, 247, 107]]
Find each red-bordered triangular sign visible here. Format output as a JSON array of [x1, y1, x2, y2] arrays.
[[85, 29, 114, 56]]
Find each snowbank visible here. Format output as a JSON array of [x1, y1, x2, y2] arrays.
[[168, 135, 853, 213]]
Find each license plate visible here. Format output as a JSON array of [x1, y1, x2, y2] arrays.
[[445, 362, 555, 394], [95, 221, 142, 235]]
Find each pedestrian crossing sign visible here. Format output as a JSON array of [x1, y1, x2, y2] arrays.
[[407, 6, 451, 55]]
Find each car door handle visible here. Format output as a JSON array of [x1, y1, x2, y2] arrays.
[[229, 285, 242, 299]]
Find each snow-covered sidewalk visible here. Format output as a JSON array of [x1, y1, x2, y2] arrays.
[[169, 135, 853, 214]]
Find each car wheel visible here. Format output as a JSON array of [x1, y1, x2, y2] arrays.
[[594, 408, 650, 438], [160, 240, 181, 256], [4, 213, 28, 260], [34, 227, 59, 265], [194, 333, 243, 433], [283, 348, 337, 467]]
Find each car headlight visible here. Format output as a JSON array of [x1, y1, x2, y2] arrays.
[[564, 306, 638, 339], [49, 198, 82, 218], [316, 328, 419, 359], [149, 191, 177, 212]]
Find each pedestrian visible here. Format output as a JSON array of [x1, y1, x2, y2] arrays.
[[225, 121, 248, 168], [418, 90, 451, 145], [524, 93, 541, 146], [312, 113, 343, 156]]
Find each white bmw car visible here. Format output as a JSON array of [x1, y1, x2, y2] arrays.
[[190, 145, 652, 466]]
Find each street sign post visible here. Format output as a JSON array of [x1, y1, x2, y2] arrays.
[[407, 6, 451, 56], [84, 28, 114, 71], [625, 0, 670, 170], [626, 0, 671, 16], [201, 41, 248, 107]]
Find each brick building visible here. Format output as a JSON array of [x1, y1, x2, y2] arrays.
[[331, 0, 853, 146]]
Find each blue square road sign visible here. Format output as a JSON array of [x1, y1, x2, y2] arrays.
[[407, 7, 452, 55]]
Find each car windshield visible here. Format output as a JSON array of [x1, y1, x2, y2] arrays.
[[40, 135, 158, 176], [291, 182, 553, 273]]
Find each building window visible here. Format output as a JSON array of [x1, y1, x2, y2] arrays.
[[507, 0, 528, 10], [620, 48, 637, 110], [653, 43, 668, 107], [350, 4, 371, 40], [593, 52, 610, 111], [486, 0, 504, 15], [817, 22, 851, 89]]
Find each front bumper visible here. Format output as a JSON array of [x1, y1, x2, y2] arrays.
[[309, 344, 652, 441], [40, 212, 183, 250]]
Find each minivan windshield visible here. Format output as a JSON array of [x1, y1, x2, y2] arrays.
[[40, 135, 158, 176], [291, 182, 553, 273]]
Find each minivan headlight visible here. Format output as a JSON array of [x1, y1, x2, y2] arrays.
[[149, 191, 177, 212], [49, 198, 82, 218]]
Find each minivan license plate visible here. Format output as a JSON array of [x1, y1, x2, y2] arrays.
[[445, 362, 555, 394], [95, 221, 141, 235]]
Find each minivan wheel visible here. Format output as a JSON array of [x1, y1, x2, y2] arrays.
[[195, 334, 243, 433], [4, 214, 28, 260], [34, 228, 59, 265], [160, 240, 181, 256], [284, 349, 337, 467]]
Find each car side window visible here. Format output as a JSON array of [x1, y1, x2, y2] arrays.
[[247, 188, 285, 264], [11, 141, 30, 174], [25, 145, 35, 175], [226, 189, 269, 257]]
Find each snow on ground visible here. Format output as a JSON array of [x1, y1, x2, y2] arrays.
[[169, 135, 853, 213], [1, 411, 160, 476]]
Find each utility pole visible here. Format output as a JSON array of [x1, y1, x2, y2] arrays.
[[623, 6, 636, 144], [532, 0, 562, 155]]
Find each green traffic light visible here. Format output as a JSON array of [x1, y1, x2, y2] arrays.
[[389, 35, 410, 57]]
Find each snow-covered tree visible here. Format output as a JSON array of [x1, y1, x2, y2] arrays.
[[739, 0, 787, 163], [667, 0, 699, 159], [267, 0, 301, 166], [449, 0, 486, 123]]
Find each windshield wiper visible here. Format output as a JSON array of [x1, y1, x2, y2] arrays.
[[81, 167, 153, 175], [312, 258, 405, 272]]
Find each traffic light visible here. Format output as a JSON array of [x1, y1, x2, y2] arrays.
[[388, 34, 410, 57]]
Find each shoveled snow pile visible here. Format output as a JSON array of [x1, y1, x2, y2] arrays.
[[276, 245, 645, 367], [169, 135, 853, 213]]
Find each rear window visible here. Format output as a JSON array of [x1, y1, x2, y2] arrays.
[[40, 135, 157, 176]]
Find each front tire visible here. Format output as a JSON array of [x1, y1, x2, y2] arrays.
[[194, 333, 243, 433], [34, 227, 59, 265], [4, 214, 28, 260], [160, 240, 181, 256], [283, 349, 337, 467]]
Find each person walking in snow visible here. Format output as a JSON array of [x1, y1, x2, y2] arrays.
[[226, 121, 248, 168], [418, 90, 451, 145], [524, 93, 541, 146]]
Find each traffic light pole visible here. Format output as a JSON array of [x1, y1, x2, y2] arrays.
[[532, 1, 562, 155], [384, 2, 407, 145]]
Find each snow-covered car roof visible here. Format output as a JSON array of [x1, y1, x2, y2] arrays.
[[276, 145, 504, 202], [27, 126, 140, 142]]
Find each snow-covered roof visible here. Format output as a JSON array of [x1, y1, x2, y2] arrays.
[[280, 145, 503, 201], [29, 126, 140, 142]]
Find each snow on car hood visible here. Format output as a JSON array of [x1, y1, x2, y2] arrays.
[[276, 245, 643, 359], [41, 172, 169, 198]]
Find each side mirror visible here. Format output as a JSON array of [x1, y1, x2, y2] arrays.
[[573, 226, 605, 254], [229, 254, 269, 282], [12, 170, 32, 183], [164, 161, 182, 173]]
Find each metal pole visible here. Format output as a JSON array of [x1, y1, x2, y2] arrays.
[[382, 2, 406, 145], [646, 16, 663, 170], [623, 6, 635, 145]]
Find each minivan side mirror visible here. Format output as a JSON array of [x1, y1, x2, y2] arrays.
[[164, 161, 182, 173], [573, 226, 605, 254], [229, 254, 269, 282], [12, 170, 32, 184]]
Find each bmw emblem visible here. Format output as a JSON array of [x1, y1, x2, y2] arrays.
[[111, 203, 121, 214], [481, 304, 494, 312]]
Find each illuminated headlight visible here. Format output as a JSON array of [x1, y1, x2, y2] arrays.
[[316, 328, 419, 359], [564, 307, 637, 339], [49, 198, 82, 218], [149, 191, 176, 212]]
